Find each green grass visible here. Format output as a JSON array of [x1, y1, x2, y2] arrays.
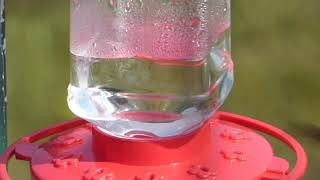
[[6, 0, 320, 179]]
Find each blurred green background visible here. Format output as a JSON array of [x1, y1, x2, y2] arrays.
[[5, 0, 320, 179]]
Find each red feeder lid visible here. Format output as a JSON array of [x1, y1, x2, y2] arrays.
[[0, 112, 307, 180]]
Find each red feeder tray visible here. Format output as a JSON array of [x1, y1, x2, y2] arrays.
[[0, 112, 307, 180]]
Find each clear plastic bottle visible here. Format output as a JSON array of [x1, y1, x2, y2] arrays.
[[68, 0, 233, 139]]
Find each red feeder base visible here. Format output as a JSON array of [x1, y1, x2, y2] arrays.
[[0, 112, 307, 180]]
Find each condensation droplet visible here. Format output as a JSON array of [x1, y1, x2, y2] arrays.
[[125, 1, 131, 12], [112, 46, 118, 52], [71, 0, 81, 9], [161, 32, 169, 39], [135, 0, 143, 8], [191, 17, 201, 28], [165, 24, 174, 31], [73, 0, 80, 5], [109, 0, 117, 10], [162, 0, 171, 5]]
